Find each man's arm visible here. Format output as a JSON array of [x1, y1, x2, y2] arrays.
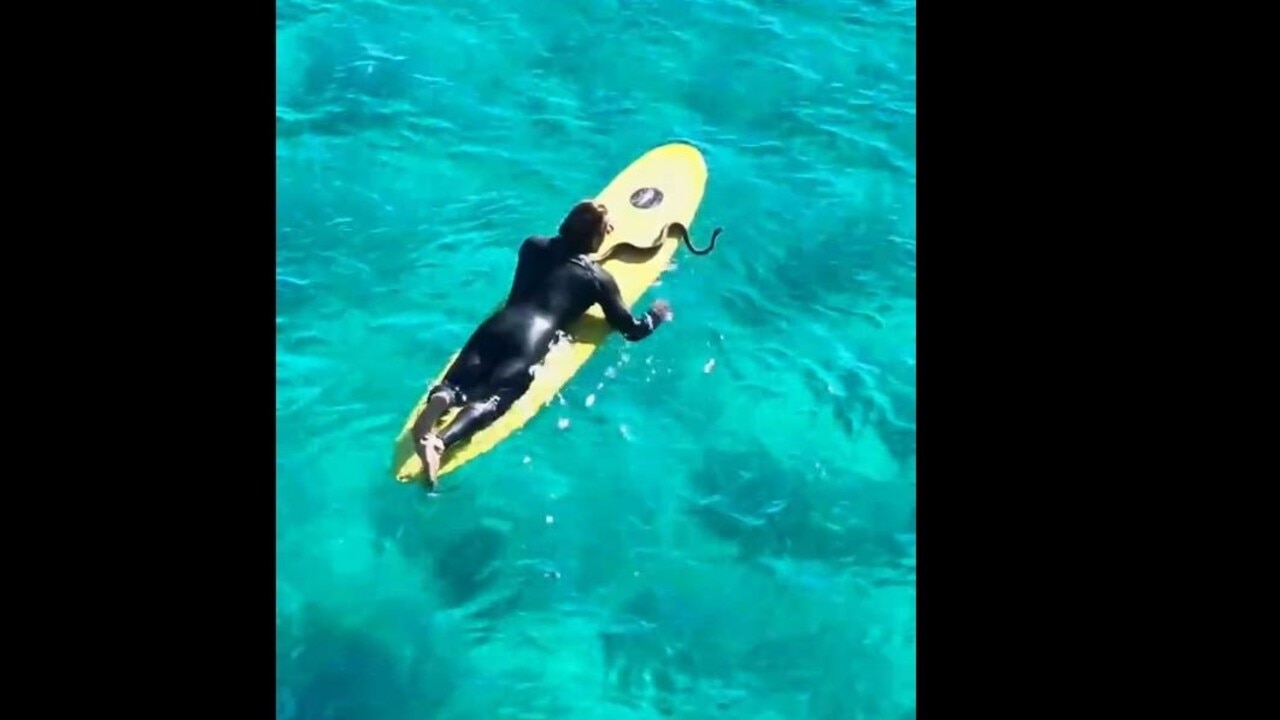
[[592, 265, 667, 341], [505, 236, 551, 305]]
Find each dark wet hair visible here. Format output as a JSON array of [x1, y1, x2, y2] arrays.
[[557, 200, 607, 255]]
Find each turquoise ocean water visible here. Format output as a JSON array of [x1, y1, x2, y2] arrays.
[[276, 1, 915, 717]]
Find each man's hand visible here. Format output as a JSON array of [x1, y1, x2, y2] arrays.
[[651, 299, 673, 323]]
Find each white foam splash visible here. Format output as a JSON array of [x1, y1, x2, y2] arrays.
[[703, 358, 716, 374], [585, 393, 596, 407]]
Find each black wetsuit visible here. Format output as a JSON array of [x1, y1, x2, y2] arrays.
[[419, 235, 665, 448]]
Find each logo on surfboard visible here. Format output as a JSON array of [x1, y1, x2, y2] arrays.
[[629, 187, 664, 209]]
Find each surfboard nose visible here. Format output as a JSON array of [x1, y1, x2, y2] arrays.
[[648, 141, 707, 176]]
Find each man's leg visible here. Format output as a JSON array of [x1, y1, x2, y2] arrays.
[[416, 397, 497, 488], [413, 383, 463, 444], [412, 349, 487, 481], [436, 394, 510, 449], [426, 358, 534, 479]]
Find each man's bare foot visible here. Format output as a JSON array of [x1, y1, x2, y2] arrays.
[[418, 433, 445, 489]]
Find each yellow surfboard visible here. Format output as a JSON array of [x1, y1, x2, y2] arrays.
[[391, 141, 712, 485]]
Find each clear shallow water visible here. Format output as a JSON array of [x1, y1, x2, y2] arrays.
[[276, 1, 915, 718]]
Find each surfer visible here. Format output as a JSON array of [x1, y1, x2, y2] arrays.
[[411, 200, 674, 487]]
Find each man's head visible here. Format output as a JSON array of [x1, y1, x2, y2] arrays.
[[558, 200, 613, 255]]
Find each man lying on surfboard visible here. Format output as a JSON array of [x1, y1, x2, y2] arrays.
[[412, 200, 673, 487]]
